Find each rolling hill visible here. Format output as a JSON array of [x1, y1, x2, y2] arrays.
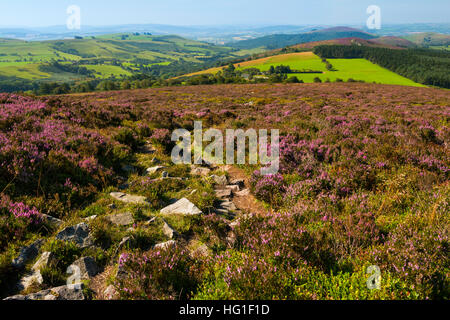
[[228, 27, 377, 50], [0, 33, 243, 83]]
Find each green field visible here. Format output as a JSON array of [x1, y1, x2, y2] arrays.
[[186, 51, 424, 87], [286, 58, 424, 86], [0, 33, 238, 82]]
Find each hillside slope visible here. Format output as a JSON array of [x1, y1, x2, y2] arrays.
[[228, 27, 377, 50]]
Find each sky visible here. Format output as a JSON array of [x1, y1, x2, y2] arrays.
[[0, 0, 449, 27]]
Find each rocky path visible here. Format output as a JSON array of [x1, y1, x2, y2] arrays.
[[4, 141, 265, 300]]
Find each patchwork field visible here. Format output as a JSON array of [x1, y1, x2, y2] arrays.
[[0, 34, 238, 81], [181, 51, 424, 87]]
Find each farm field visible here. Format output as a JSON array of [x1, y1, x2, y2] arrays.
[[0, 34, 238, 81], [181, 51, 424, 87], [0, 83, 448, 300]]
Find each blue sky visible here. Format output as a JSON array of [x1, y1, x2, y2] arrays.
[[1, 0, 449, 27]]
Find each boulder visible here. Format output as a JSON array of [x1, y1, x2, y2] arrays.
[[225, 185, 240, 193], [105, 212, 134, 226], [219, 200, 237, 211], [162, 220, 177, 239], [110, 192, 148, 205], [68, 257, 99, 281], [215, 188, 232, 198], [12, 239, 44, 269], [56, 222, 93, 248], [42, 214, 63, 227], [210, 174, 228, 186], [6, 285, 86, 300], [230, 179, 245, 188], [32, 252, 56, 272], [146, 166, 165, 174], [160, 198, 202, 215], [191, 166, 211, 176], [235, 189, 250, 197], [16, 271, 43, 292], [154, 240, 176, 250]]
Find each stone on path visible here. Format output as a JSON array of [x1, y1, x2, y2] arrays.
[[235, 189, 250, 197], [191, 166, 211, 176], [215, 188, 232, 198], [110, 192, 148, 205], [160, 198, 202, 215], [105, 212, 134, 226], [230, 179, 245, 188], [210, 174, 228, 186], [225, 185, 240, 193]]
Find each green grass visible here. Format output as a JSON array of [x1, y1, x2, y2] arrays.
[[287, 58, 424, 86]]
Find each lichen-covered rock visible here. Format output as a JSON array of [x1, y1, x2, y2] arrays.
[[160, 198, 202, 215], [105, 212, 134, 226], [56, 223, 93, 248], [68, 257, 99, 281], [4, 284, 85, 300], [110, 192, 149, 205], [154, 240, 176, 250], [11, 239, 44, 269]]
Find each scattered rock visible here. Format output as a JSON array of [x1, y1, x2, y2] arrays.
[[154, 240, 176, 250], [162, 220, 177, 239], [138, 143, 156, 154], [56, 222, 93, 248], [68, 257, 99, 281], [104, 285, 119, 300], [116, 236, 133, 253], [191, 166, 211, 176], [161, 171, 169, 178], [160, 198, 202, 215], [145, 217, 157, 225], [110, 192, 148, 205], [84, 215, 97, 222], [225, 185, 240, 193], [210, 174, 228, 186], [12, 239, 44, 269], [230, 179, 245, 188], [16, 271, 43, 292], [215, 188, 232, 198], [235, 189, 250, 196], [42, 214, 63, 227], [6, 284, 86, 300], [218, 200, 237, 211], [105, 212, 134, 226], [107, 203, 117, 210], [32, 252, 56, 272], [146, 166, 165, 174]]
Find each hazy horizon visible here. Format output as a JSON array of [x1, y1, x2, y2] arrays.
[[1, 0, 449, 28]]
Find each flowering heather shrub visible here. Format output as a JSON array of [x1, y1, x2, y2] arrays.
[[250, 171, 286, 208], [0, 84, 448, 300], [150, 128, 171, 146], [115, 245, 204, 300], [373, 217, 449, 299], [8, 202, 43, 225]]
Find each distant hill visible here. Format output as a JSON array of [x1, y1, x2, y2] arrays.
[[228, 27, 377, 50], [371, 36, 417, 48], [402, 32, 450, 47]]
